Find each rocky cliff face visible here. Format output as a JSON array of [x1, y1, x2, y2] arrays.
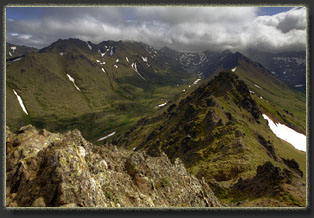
[[6, 125, 221, 207]]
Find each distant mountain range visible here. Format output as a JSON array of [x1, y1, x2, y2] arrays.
[[246, 50, 306, 93], [5, 38, 306, 207]]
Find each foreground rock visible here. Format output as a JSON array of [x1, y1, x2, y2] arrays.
[[6, 125, 221, 207]]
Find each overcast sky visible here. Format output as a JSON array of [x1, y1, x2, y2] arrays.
[[6, 6, 306, 53]]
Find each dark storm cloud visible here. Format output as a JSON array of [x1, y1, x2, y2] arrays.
[[6, 6, 306, 53]]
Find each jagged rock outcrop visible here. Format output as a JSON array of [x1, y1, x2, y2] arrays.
[[229, 161, 306, 207], [6, 125, 221, 207]]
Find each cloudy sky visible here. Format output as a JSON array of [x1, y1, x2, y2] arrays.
[[6, 6, 306, 53]]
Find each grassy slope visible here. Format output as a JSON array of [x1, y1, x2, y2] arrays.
[[6, 41, 197, 142], [233, 60, 306, 134], [114, 71, 306, 206]]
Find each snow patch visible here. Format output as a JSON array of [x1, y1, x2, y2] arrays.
[[66, 74, 81, 91], [110, 47, 114, 56], [262, 114, 306, 152], [9, 52, 12, 57], [193, 79, 201, 85], [294, 84, 303, 87], [254, 84, 262, 89], [59, 52, 64, 56], [114, 65, 118, 69], [182, 89, 186, 92], [157, 102, 167, 108], [11, 46, 16, 52], [100, 62, 106, 65], [126, 57, 129, 62], [141, 56, 147, 62], [98, 49, 106, 57], [116, 59, 119, 63], [231, 67, 237, 72], [86, 41, 92, 50], [13, 89, 28, 115], [96, 60, 100, 63], [97, 131, 116, 141], [102, 68, 106, 73]]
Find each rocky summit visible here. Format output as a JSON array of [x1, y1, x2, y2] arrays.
[[6, 125, 221, 207]]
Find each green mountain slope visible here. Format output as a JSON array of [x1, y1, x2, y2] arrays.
[[204, 52, 306, 134], [114, 71, 306, 207], [6, 38, 197, 142]]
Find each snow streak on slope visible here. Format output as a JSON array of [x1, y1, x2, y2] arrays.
[[97, 131, 116, 141], [262, 114, 306, 152], [13, 89, 28, 115], [254, 84, 262, 89], [156, 102, 167, 108], [67, 74, 81, 91], [193, 79, 201, 85], [131, 62, 146, 80], [86, 41, 92, 50]]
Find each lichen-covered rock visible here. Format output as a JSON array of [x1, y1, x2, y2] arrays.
[[6, 125, 221, 207]]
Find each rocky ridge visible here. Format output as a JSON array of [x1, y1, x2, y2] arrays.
[[6, 125, 221, 207]]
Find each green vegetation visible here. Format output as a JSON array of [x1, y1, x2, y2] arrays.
[[6, 39, 197, 143]]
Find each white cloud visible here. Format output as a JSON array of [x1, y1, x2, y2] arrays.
[[6, 7, 306, 53]]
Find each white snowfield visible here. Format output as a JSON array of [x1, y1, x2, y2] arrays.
[[13, 89, 28, 115], [262, 114, 306, 152], [66, 74, 81, 91], [97, 131, 116, 141], [231, 67, 237, 72]]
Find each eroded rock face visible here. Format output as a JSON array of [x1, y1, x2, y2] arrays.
[[6, 125, 221, 208]]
